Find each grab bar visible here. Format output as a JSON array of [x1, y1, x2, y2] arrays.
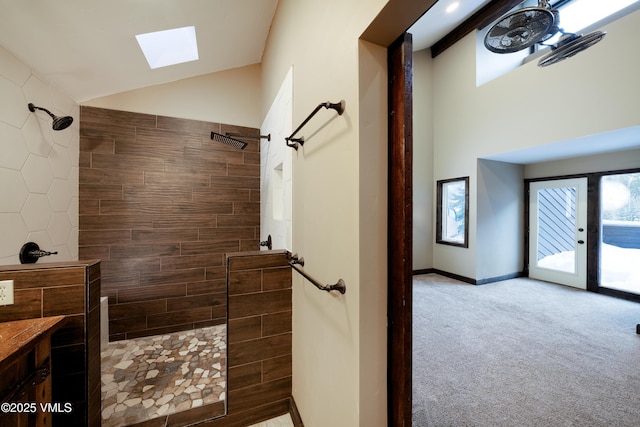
[[287, 253, 346, 294], [286, 100, 345, 150]]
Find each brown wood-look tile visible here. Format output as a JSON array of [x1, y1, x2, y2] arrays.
[[263, 354, 293, 382], [79, 230, 132, 246], [115, 140, 185, 159], [99, 271, 140, 291], [90, 153, 165, 172], [227, 377, 291, 414], [137, 268, 205, 287], [0, 289, 41, 321], [228, 361, 262, 389], [1, 267, 85, 289], [210, 176, 259, 190], [166, 293, 225, 312], [109, 316, 148, 335], [243, 151, 260, 165], [166, 158, 228, 175], [161, 254, 224, 271], [81, 106, 157, 128], [131, 229, 199, 244], [192, 188, 252, 202], [198, 227, 256, 241], [100, 257, 161, 275], [228, 334, 292, 367], [232, 202, 260, 215], [229, 290, 291, 319], [228, 316, 261, 344], [80, 135, 115, 154], [124, 185, 193, 202], [262, 311, 292, 337], [152, 215, 218, 229], [228, 163, 260, 178], [108, 300, 167, 320], [110, 243, 181, 259], [217, 214, 260, 228], [79, 120, 136, 140], [228, 270, 262, 295], [205, 267, 227, 281], [135, 127, 201, 147], [78, 245, 110, 260], [79, 184, 123, 201], [117, 283, 187, 304], [156, 115, 218, 133], [262, 267, 292, 291], [240, 239, 260, 252], [79, 151, 91, 168], [181, 241, 240, 256], [80, 167, 145, 186], [227, 252, 289, 271], [143, 171, 212, 188], [187, 279, 226, 295], [80, 214, 153, 230], [79, 199, 100, 215], [147, 306, 212, 329], [43, 285, 85, 316], [185, 146, 245, 165]]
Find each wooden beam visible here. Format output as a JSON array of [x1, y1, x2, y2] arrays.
[[430, 0, 523, 58], [387, 32, 413, 427]]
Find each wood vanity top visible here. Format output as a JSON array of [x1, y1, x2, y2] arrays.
[[0, 316, 66, 369]]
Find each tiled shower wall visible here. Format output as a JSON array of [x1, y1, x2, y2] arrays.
[[79, 106, 260, 340], [0, 45, 79, 265]]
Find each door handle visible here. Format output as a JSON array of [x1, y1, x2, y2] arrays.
[[577, 240, 585, 244], [578, 228, 584, 232]]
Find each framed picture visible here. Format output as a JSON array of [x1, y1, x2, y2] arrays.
[[436, 177, 469, 248]]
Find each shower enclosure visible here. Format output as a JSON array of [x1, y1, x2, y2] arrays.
[[79, 106, 262, 425]]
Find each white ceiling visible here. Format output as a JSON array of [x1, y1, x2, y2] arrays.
[[0, 0, 279, 102], [409, 0, 492, 51], [0, 0, 490, 103]]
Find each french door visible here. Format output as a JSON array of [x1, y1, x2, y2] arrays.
[[529, 178, 588, 289]]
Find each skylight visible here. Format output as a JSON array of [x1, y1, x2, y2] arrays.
[[135, 26, 199, 69]]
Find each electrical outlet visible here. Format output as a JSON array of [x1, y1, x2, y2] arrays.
[[0, 280, 14, 306]]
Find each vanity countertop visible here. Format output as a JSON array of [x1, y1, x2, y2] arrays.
[[0, 316, 66, 369]]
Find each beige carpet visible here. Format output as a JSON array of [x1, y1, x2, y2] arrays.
[[413, 274, 640, 427]]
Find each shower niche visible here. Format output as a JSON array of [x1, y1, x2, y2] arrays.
[[79, 106, 262, 425]]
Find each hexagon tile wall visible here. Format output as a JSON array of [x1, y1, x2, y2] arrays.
[[0, 45, 79, 265]]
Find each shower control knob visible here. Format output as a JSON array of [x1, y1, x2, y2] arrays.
[[19, 242, 58, 264]]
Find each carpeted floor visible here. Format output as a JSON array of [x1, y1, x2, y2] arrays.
[[412, 274, 640, 427]]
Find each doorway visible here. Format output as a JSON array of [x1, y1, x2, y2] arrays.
[[528, 178, 588, 289]]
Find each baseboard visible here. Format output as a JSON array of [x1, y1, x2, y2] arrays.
[[413, 268, 524, 285], [289, 397, 304, 427]]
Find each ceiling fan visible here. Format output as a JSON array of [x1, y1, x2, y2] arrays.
[[483, 0, 606, 67]]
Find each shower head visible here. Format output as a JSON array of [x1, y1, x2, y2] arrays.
[[28, 103, 74, 131], [211, 132, 247, 150]]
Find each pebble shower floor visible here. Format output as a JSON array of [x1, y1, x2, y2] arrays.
[[101, 324, 227, 426]]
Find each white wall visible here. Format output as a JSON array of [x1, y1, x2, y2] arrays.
[[413, 49, 434, 270], [260, 67, 293, 251], [476, 160, 524, 280], [429, 8, 640, 280], [83, 64, 262, 128], [525, 148, 640, 179], [260, 0, 388, 425], [0, 45, 78, 265]]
